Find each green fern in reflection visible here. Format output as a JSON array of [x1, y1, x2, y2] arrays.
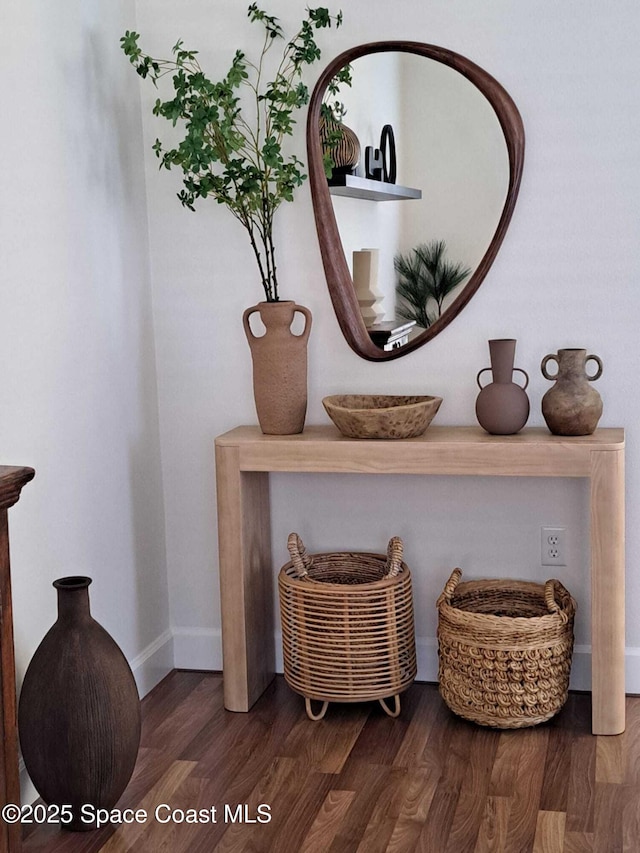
[[395, 241, 471, 329]]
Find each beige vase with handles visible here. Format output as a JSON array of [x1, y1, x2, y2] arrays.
[[541, 348, 603, 436], [243, 301, 312, 435]]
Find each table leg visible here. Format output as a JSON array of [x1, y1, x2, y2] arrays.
[[590, 449, 625, 735], [215, 445, 274, 711]]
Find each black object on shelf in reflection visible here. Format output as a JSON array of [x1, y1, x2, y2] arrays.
[[368, 319, 416, 350], [380, 125, 397, 183], [365, 146, 384, 181], [365, 124, 397, 184]]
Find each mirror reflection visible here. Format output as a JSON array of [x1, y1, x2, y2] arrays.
[[307, 41, 524, 360], [321, 52, 511, 352]]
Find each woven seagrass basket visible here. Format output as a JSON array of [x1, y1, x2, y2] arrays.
[[279, 533, 416, 720], [437, 569, 576, 729]]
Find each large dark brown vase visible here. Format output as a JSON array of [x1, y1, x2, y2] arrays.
[[243, 300, 312, 435], [475, 338, 530, 434], [18, 577, 141, 831], [541, 348, 603, 435]]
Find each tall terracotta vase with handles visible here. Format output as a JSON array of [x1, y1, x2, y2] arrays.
[[243, 300, 312, 435]]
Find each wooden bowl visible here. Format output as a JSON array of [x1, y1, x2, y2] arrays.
[[322, 394, 443, 439]]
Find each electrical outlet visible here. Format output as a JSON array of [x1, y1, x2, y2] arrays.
[[541, 527, 567, 566]]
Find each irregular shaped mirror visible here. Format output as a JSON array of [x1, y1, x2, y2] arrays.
[[307, 42, 524, 360]]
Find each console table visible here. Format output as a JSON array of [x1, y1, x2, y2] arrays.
[[215, 425, 625, 735]]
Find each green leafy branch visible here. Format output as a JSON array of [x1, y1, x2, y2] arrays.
[[121, 5, 343, 302], [395, 241, 471, 329]]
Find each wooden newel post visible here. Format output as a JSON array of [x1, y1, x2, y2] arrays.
[[0, 467, 35, 853]]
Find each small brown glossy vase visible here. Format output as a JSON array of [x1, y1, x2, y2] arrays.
[[475, 339, 530, 435], [18, 577, 141, 831], [243, 300, 312, 435], [541, 348, 603, 435]]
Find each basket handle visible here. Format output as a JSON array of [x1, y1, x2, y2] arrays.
[[287, 533, 313, 578], [544, 578, 571, 624], [385, 537, 404, 578], [436, 568, 463, 607]]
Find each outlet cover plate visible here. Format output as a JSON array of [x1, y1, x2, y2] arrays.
[[541, 527, 567, 566]]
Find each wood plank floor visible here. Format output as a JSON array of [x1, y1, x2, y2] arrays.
[[21, 672, 640, 852]]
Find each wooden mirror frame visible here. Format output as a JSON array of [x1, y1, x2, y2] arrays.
[[306, 41, 525, 361]]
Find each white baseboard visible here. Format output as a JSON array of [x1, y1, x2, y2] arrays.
[[131, 628, 175, 697], [172, 626, 223, 670], [173, 628, 640, 694], [624, 646, 640, 694]]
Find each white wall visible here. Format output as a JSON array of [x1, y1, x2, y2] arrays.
[[133, 0, 640, 690], [331, 52, 403, 317], [399, 54, 508, 277], [0, 0, 172, 799]]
